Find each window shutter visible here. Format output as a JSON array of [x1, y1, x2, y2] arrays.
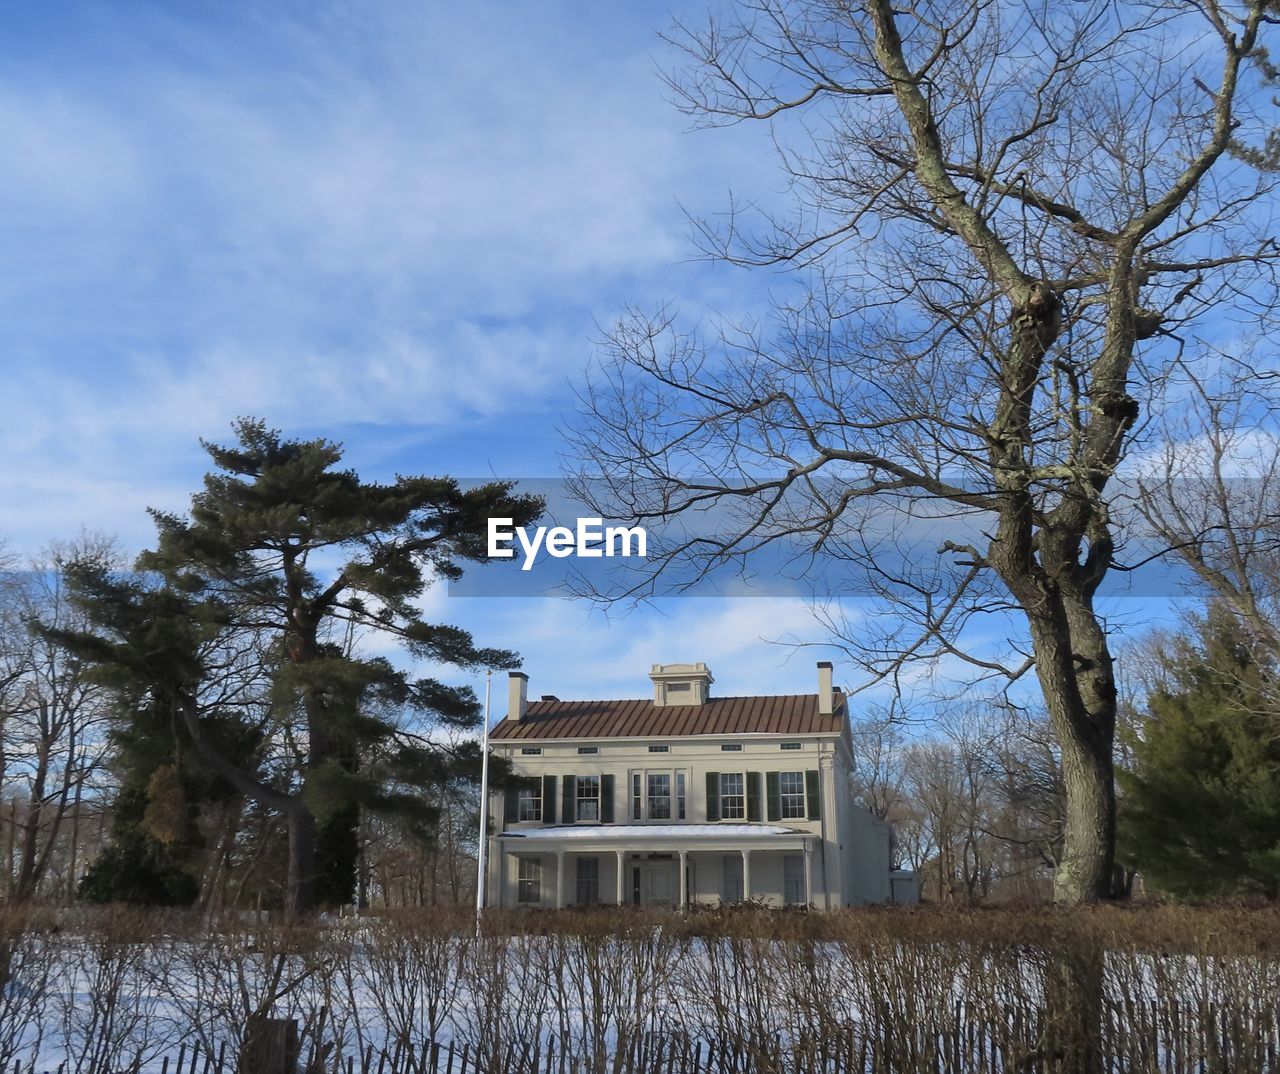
[[563, 775, 576, 824], [542, 775, 557, 825], [705, 772, 720, 821], [503, 786, 518, 824], [746, 772, 762, 822], [805, 770, 821, 820], [601, 774, 615, 823], [766, 771, 781, 822]]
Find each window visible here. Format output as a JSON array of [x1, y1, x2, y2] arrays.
[[632, 770, 687, 821], [780, 771, 806, 819], [720, 773, 745, 819], [517, 786, 542, 822], [783, 854, 805, 906], [780, 742, 802, 751], [648, 744, 669, 753], [577, 775, 600, 821], [721, 855, 743, 903], [647, 773, 672, 819], [576, 857, 600, 905], [521, 747, 542, 755], [518, 858, 541, 904], [577, 746, 598, 755], [720, 743, 743, 752]]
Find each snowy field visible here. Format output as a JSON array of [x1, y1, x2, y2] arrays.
[[3, 909, 1280, 1073]]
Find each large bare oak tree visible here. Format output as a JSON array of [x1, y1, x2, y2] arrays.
[[572, 0, 1280, 902]]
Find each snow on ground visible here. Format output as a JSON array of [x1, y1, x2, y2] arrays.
[[6, 921, 1279, 1072]]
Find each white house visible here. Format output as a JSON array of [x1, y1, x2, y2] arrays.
[[484, 661, 897, 909]]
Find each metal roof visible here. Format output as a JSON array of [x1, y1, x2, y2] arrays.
[[490, 692, 845, 741]]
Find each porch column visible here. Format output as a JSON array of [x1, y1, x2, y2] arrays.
[[678, 849, 688, 909], [741, 849, 751, 903], [803, 843, 813, 908], [494, 847, 507, 909], [556, 850, 566, 909], [615, 850, 625, 906]]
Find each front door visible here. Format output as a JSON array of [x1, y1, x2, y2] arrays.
[[645, 861, 676, 905], [631, 860, 678, 906]]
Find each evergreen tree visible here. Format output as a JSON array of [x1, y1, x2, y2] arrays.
[[60, 419, 541, 913], [44, 565, 256, 905], [1118, 610, 1280, 899]]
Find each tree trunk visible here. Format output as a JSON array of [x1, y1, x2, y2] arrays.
[[13, 745, 49, 902], [1026, 603, 1118, 903], [66, 778, 82, 903], [238, 1016, 299, 1074], [1042, 937, 1105, 1074], [286, 808, 316, 917]]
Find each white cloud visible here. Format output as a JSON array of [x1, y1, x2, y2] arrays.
[[452, 594, 848, 703], [0, 1, 783, 555]]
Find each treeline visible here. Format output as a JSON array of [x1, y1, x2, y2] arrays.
[[4, 410, 1280, 910], [851, 605, 1280, 904], [0, 419, 542, 913]]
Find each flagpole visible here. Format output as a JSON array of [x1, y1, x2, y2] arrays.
[[475, 668, 493, 935]]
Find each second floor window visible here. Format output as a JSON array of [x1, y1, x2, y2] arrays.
[[780, 771, 806, 819], [577, 775, 600, 821], [720, 773, 746, 820], [630, 769, 688, 820], [647, 773, 672, 819], [518, 786, 542, 822]]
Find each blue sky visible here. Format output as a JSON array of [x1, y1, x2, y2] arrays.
[[0, 0, 859, 706], [0, 1, 1201, 715]]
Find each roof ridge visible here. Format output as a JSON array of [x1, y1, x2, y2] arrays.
[[492, 692, 841, 740], [524, 691, 821, 705]]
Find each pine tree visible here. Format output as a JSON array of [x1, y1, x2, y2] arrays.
[[43, 564, 253, 905], [60, 419, 541, 913], [1118, 610, 1280, 899]]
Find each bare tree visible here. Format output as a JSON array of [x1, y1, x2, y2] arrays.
[[848, 707, 907, 821], [571, 0, 1280, 902], [1136, 355, 1280, 661], [1, 538, 115, 902]]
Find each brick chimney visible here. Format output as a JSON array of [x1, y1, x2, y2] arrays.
[[508, 671, 529, 721], [817, 661, 834, 715]]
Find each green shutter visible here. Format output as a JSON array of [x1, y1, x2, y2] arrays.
[[805, 770, 821, 820], [746, 772, 762, 822], [601, 774, 615, 823], [766, 771, 781, 822], [705, 772, 720, 821], [563, 775, 576, 824], [503, 786, 518, 824], [542, 775, 557, 825]]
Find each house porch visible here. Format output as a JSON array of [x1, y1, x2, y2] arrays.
[[491, 824, 820, 909]]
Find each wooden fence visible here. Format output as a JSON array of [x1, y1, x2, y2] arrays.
[[9, 997, 1280, 1074]]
